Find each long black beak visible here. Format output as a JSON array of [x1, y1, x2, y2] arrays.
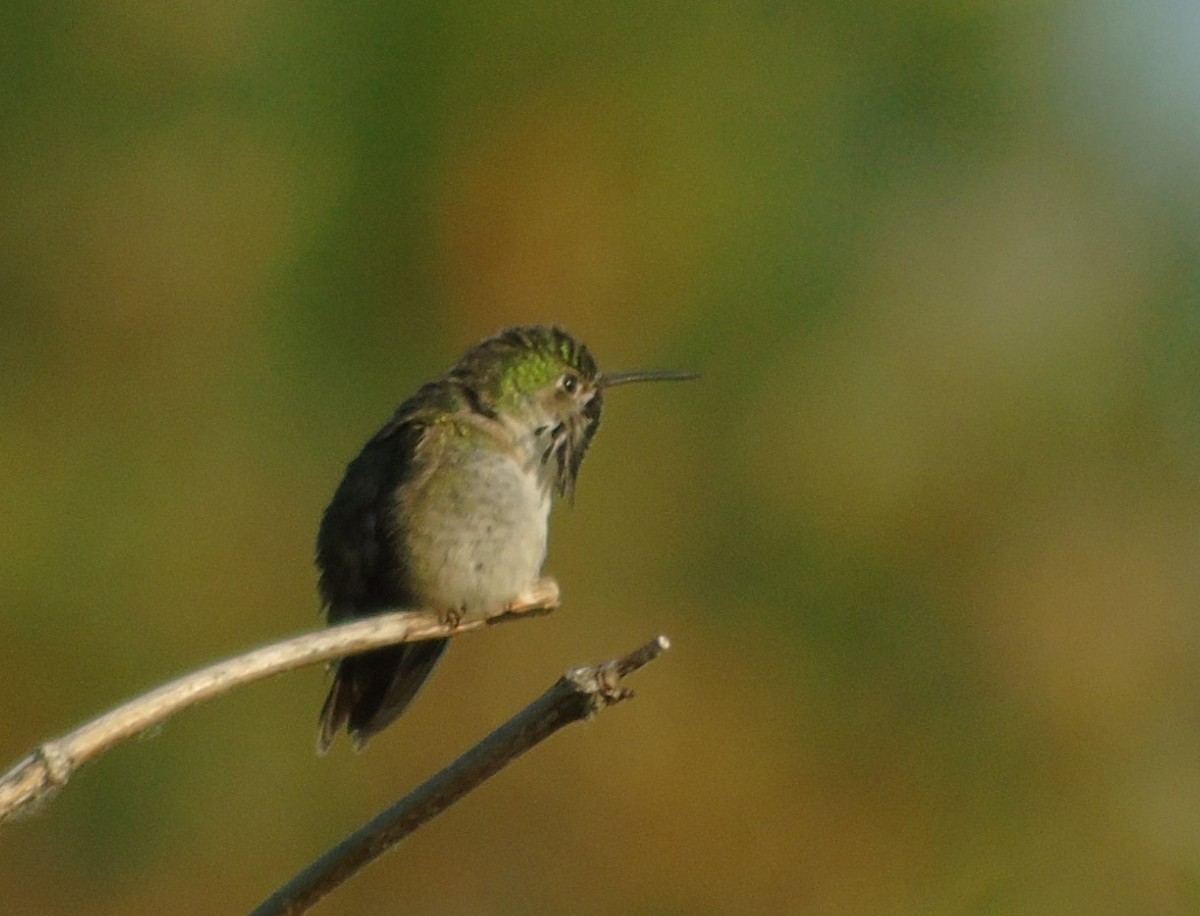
[[598, 370, 699, 388]]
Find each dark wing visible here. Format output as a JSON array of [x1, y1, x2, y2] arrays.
[[316, 414, 421, 621], [315, 410, 447, 752]]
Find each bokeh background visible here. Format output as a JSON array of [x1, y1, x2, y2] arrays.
[[4, 3, 1200, 913]]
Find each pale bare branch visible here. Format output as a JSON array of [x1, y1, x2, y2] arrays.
[[0, 578, 560, 823]]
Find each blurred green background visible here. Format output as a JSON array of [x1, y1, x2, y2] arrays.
[[4, 2, 1200, 913]]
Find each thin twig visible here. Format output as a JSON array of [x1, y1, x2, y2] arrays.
[[252, 633, 671, 916], [0, 578, 561, 823]]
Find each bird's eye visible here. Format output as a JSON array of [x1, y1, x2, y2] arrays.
[[559, 373, 579, 394]]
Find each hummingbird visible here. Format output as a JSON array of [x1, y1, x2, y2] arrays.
[[315, 325, 696, 753]]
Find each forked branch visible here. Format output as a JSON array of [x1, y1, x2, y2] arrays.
[[252, 634, 671, 916]]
